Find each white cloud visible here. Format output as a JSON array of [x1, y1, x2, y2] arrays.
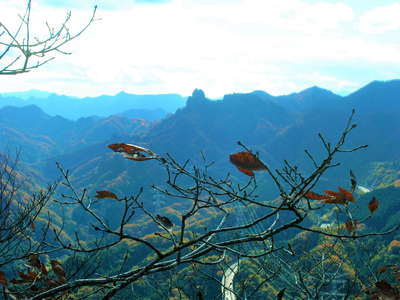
[[1, 0, 400, 98], [359, 3, 400, 34]]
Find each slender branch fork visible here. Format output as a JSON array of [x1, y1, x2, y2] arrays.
[[0, 0, 97, 75]]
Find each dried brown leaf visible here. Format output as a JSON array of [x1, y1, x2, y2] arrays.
[[51, 260, 66, 278], [345, 220, 356, 233], [108, 143, 158, 161], [322, 187, 354, 205], [95, 190, 119, 200], [305, 191, 332, 201], [156, 215, 173, 229], [368, 197, 379, 213], [229, 152, 267, 171], [237, 167, 254, 177], [27, 254, 41, 269], [0, 271, 7, 286]]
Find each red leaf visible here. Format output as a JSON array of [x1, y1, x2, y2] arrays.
[[27, 253, 41, 269], [305, 191, 331, 201], [229, 152, 267, 176], [338, 187, 355, 203], [377, 266, 388, 274], [108, 143, 158, 161], [58, 276, 67, 284], [368, 197, 379, 213], [51, 260, 66, 278], [17, 271, 37, 282], [229, 152, 267, 171], [323, 195, 346, 205], [237, 168, 255, 177], [108, 143, 154, 155], [376, 265, 398, 274], [322, 187, 355, 205], [345, 220, 356, 233], [324, 189, 340, 197], [95, 190, 119, 200], [0, 271, 7, 286]]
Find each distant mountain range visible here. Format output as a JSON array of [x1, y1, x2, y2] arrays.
[[0, 105, 151, 163], [0, 90, 186, 120], [1, 80, 400, 195]]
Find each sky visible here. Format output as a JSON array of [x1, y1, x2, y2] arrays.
[[1, 0, 400, 98]]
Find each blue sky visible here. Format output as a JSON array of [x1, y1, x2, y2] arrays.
[[1, 0, 400, 98]]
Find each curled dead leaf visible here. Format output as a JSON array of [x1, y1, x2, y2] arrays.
[[368, 197, 379, 213], [108, 143, 158, 161], [15, 271, 37, 283], [322, 187, 355, 205], [229, 152, 267, 170], [237, 168, 255, 176], [0, 271, 7, 286], [305, 191, 331, 201], [58, 276, 67, 284], [229, 152, 267, 176], [377, 265, 399, 274], [27, 253, 41, 269], [345, 220, 356, 233], [338, 187, 355, 202], [51, 260, 66, 278], [95, 190, 119, 201], [156, 215, 173, 229]]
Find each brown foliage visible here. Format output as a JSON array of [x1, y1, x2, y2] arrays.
[[50, 260, 66, 278], [305, 191, 331, 201], [306, 187, 355, 205], [95, 190, 119, 200], [368, 196, 379, 214], [229, 151, 267, 176], [345, 220, 356, 233], [108, 143, 158, 161], [156, 215, 174, 229], [0, 271, 7, 286]]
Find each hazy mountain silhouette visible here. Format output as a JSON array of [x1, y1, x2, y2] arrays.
[[0, 91, 186, 120], [0, 105, 151, 162]]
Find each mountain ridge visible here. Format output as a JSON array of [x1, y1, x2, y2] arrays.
[[0, 92, 186, 120], [1, 79, 399, 193]]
